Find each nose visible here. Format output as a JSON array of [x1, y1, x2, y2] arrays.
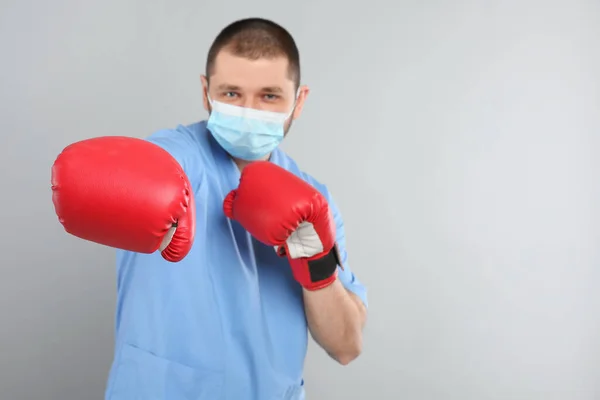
[[242, 97, 261, 110]]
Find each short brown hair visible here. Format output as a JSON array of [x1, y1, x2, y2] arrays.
[[205, 18, 301, 87]]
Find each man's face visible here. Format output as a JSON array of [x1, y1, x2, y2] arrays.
[[201, 50, 309, 135]]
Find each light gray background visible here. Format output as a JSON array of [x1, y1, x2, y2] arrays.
[[1, 0, 599, 399]]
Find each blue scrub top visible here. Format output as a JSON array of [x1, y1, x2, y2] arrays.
[[104, 121, 368, 400]]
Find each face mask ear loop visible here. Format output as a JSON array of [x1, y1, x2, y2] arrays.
[[285, 87, 302, 120], [205, 82, 214, 109]]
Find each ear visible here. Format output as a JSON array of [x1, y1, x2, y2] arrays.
[[291, 85, 310, 120], [200, 75, 209, 111]]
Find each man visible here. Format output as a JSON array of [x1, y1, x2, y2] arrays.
[[51, 17, 368, 400]]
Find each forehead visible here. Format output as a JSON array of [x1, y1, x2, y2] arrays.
[[210, 50, 294, 91]]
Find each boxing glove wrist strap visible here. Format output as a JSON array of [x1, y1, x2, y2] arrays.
[[307, 246, 340, 282], [285, 244, 342, 291]]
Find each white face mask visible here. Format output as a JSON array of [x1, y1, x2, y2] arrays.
[[206, 93, 297, 161]]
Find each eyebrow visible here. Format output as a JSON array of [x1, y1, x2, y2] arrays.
[[215, 84, 284, 93], [260, 86, 283, 93], [216, 84, 242, 91]]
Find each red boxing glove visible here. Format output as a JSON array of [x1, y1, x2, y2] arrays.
[[223, 161, 341, 290], [51, 136, 195, 262]]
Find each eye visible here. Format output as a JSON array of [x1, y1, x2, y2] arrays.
[[263, 94, 280, 101], [224, 91, 239, 98]]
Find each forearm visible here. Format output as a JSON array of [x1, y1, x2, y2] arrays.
[[303, 278, 367, 365]]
